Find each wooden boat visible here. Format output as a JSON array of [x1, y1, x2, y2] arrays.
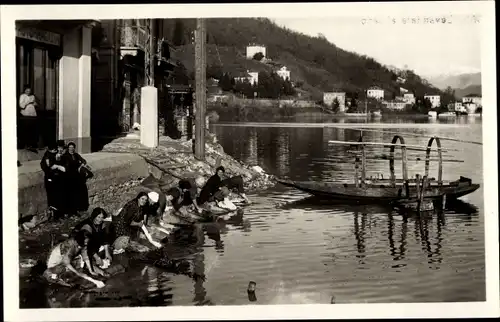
[[278, 135, 480, 204]]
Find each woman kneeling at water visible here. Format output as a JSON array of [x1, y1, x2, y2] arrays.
[[43, 230, 106, 288], [198, 166, 251, 207], [165, 178, 204, 216], [72, 207, 113, 270], [112, 192, 162, 254]]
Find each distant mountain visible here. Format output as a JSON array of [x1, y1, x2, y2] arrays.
[[454, 84, 482, 99], [163, 18, 441, 100], [426, 72, 481, 91]]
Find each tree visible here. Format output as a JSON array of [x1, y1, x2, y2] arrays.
[[253, 52, 264, 61], [172, 19, 185, 46], [220, 73, 233, 92]]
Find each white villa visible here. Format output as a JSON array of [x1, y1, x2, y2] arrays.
[[323, 92, 346, 112], [424, 94, 441, 108], [383, 100, 408, 110], [449, 102, 466, 113], [234, 70, 259, 85], [246, 44, 267, 59], [276, 66, 291, 81], [403, 93, 416, 104], [367, 86, 384, 100], [462, 94, 482, 107]]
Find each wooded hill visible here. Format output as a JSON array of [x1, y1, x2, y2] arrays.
[[163, 18, 443, 101]]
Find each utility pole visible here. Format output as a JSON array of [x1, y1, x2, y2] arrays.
[[194, 18, 206, 160], [140, 18, 159, 148], [145, 18, 156, 86]]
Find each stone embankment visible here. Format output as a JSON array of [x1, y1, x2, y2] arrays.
[[18, 132, 275, 272]]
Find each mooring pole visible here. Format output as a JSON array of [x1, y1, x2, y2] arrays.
[[194, 18, 207, 160]]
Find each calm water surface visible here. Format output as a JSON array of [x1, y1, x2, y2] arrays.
[[22, 114, 485, 307]]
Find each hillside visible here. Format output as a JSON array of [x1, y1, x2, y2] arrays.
[[426, 72, 481, 91], [163, 18, 443, 100], [454, 84, 482, 99]]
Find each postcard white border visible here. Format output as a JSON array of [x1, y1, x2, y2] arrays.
[[2, 1, 498, 321]]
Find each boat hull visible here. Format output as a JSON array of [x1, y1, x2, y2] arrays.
[[278, 179, 479, 203]]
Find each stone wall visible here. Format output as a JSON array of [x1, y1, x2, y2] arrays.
[[18, 152, 150, 218]]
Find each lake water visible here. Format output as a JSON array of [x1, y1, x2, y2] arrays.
[[21, 114, 485, 307]]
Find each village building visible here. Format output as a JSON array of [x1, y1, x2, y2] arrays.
[[448, 101, 465, 113], [403, 93, 416, 104], [424, 94, 441, 108], [234, 70, 259, 85], [94, 19, 175, 137], [16, 20, 98, 154], [366, 86, 384, 100], [246, 44, 267, 59], [16, 19, 176, 156], [383, 99, 408, 110], [323, 91, 346, 112], [462, 94, 482, 107], [276, 66, 291, 81]]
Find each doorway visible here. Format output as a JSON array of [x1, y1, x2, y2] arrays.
[[16, 38, 60, 150]]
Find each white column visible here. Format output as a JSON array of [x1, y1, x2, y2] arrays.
[[78, 25, 92, 153], [140, 86, 158, 147], [58, 25, 92, 153]]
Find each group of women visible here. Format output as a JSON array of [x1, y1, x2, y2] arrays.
[[40, 140, 91, 220], [42, 165, 252, 289]]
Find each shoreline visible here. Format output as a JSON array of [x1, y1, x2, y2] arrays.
[[18, 132, 276, 277]]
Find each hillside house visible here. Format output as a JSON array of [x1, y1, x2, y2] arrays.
[[448, 102, 465, 113], [424, 94, 441, 108], [462, 94, 482, 107], [383, 100, 408, 110], [403, 93, 416, 104], [246, 44, 267, 59], [399, 87, 409, 94], [234, 70, 259, 85], [276, 66, 291, 81], [323, 92, 346, 112], [367, 86, 384, 100], [397, 76, 406, 83]]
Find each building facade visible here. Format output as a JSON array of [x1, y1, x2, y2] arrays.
[[93, 19, 175, 138], [367, 86, 384, 100], [424, 94, 441, 108], [383, 100, 408, 110], [234, 71, 259, 85], [462, 94, 482, 107], [276, 66, 290, 81], [323, 92, 346, 112], [16, 20, 97, 153], [403, 93, 416, 104], [246, 44, 267, 59]]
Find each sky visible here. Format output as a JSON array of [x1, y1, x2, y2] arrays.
[[271, 15, 482, 77]]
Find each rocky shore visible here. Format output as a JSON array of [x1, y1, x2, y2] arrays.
[[18, 132, 276, 274]]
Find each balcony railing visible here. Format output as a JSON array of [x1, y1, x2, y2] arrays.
[[120, 26, 147, 50]]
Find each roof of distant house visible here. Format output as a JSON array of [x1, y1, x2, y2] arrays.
[[368, 86, 384, 90], [464, 93, 482, 97]]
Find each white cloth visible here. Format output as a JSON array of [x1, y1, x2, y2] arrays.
[[148, 191, 159, 203], [19, 94, 37, 117]]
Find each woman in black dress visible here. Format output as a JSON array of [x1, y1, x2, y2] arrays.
[[40, 141, 68, 220], [65, 141, 90, 215], [111, 192, 149, 254], [72, 207, 113, 272]]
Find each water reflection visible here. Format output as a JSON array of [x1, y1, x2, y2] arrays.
[[280, 194, 481, 275], [353, 212, 367, 264]]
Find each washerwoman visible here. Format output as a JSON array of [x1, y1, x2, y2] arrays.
[[72, 207, 113, 271], [43, 230, 106, 288], [111, 192, 162, 254]]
